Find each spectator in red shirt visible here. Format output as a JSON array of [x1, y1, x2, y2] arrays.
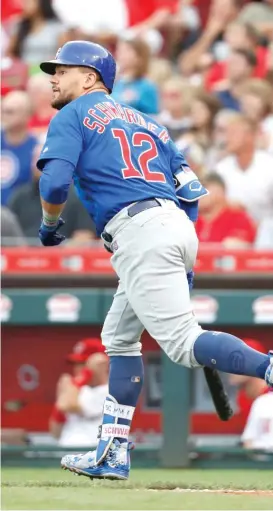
[[27, 73, 56, 137], [205, 22, 269, 92], [179, 0, 243, 77], [125, 0, 179, 32], [229, 338, 268, 418], [195, 173, 256, 247], [1, 57, 29, 96], [1, 0, 22, 23]]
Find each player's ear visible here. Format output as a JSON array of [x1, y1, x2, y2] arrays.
[[83, 71, 97, 90]]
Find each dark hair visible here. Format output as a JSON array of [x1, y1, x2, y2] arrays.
[[232, 48, 257, 68], [11, 0, 57, 58], [203, 173, 226, 190], [193, 89, 222, 132]]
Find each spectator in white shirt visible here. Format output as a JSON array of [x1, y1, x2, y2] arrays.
[[52, 0, 127, 43], [49, 338, 108, 448], [238, 78, 273, 154], [241, 391, 273, 451], [255, 218, 273, 249], [205, 109, 239, 169], [215, 114, 273, 223], [156, 76, 193, 142]]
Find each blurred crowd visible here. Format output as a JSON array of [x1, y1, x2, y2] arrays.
[[49, 338, 108, 448], [2, 0, 273, 248]]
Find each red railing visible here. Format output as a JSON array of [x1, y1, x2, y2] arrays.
[[2, 245, 273, 275]]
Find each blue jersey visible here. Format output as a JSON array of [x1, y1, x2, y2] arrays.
[[37, 91, 190, 235], [1, 131, 37, 206]]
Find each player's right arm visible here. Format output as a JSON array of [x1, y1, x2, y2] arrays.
[[36, 105, 83, 245]]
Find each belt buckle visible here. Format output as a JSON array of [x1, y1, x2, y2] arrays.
[[101, 231, 113, 253], [101, 231, 113, 243]]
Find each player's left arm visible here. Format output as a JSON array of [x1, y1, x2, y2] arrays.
[[37, 106, 83, 246], [169, 139, 208, 222]]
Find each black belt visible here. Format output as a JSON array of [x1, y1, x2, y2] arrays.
[[102, 199, 161, 249], [127, 198, 161, 217]]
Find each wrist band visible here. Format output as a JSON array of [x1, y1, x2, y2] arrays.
[[50, 404, 66, 423], [42, 210, 60, 228], [72, 368, 93, 388]]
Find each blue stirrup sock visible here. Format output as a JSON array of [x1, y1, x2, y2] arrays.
[[96, 356, 144, 464], [193, 331, 270, 379]]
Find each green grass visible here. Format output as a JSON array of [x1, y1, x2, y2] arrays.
[[2, 468, 273, 510]]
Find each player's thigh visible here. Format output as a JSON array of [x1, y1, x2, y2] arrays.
[[101, 281, 144, 356], [111, 208, 202, 367]]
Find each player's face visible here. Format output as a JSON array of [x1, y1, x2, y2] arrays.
[[49, 66, 87, 110]]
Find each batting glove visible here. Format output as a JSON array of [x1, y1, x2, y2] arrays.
[[187, 270, 194, 291], [39, 217, 66, 246]]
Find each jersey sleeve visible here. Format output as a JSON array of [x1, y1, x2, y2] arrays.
[[168, 139, 208, 203], [37, 105, 83, 170]]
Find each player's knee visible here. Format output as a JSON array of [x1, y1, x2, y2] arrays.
[[101, 328, 142, 356], [166, 345, 195, 367], [166, 324, 204, 368]]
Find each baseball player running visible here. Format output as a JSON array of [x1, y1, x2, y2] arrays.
[[37, 41, 273, 480]]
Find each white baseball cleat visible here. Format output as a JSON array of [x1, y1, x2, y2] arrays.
[[61, 439, 133, 480]]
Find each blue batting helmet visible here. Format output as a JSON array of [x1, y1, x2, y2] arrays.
[[40, 40, 116, 92]]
